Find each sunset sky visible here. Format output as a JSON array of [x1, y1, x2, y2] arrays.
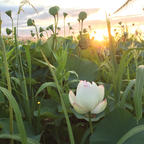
[[1, 0, 144, 38]]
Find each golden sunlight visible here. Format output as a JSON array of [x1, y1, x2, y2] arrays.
[[90, 29, 108, 41]]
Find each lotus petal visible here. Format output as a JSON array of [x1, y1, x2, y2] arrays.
[[91, 99, 107, 114], [76, 81, 99, 111], [97, 85, 104, 102]]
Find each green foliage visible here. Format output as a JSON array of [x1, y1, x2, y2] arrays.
[[0, 87, 27, 144], [0, 134, 39, 144], [66, 55, 99, 81], [34, 99, 59, 119], [89, 108, 141, 144], [133, 65, 144, 121], [117, 125, 144, 144], [1, 5, 144, 144]]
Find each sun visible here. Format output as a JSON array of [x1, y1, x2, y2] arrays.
[[90, 29, 108, 41]]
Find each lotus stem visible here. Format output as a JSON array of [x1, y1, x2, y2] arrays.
[[88, 112, 93, 135], [34, 25, 39, 40], [0, 13, 2, 35]]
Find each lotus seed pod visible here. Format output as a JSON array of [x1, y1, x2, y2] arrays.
[[49, 6, 60, 17], [46, 26, 50, 31], [40, 33, 43, 38], [31, 30, 35, 37], [48, 25, 54, 32], [78, 11, 87, 21], [6, 28, 12, 35], [27, 19, 35, 26], [63, 12, 68, 18], [5, 10, 12, 19], [39, 27, 44, 33], [57, 27, 61, 31]]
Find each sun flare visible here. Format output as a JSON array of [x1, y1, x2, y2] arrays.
[[90, 29, 108, 41]]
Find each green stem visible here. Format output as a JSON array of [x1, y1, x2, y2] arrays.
[[14, 27, 31, 124], [0, 13, 2, 35], [11, 18, 14, 40], [34, 25, 39, 40], [41, 50, 75, 144], [45, 31, 49, 39], [64, 18, 65, 37], [37, 102, 41, 133], [16, 13, 20, 37], [88, 112, 93, 135], [0, 35, 14, 144]]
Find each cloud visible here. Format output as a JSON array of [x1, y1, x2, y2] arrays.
[[1, 3, 144, 37]]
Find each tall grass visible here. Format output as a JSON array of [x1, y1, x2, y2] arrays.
[[0, 35, 14, 144], [14, 27, 32, 124], [0, 87, 27, 144], [133, 65, 144, 122], [41, 50, 75, 144]]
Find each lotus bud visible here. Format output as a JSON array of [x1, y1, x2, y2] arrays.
[[69, 26, 73, 30], [69, 81, 107, 114]]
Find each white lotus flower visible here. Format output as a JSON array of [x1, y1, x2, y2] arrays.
[[69, 80, 107, 114]]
